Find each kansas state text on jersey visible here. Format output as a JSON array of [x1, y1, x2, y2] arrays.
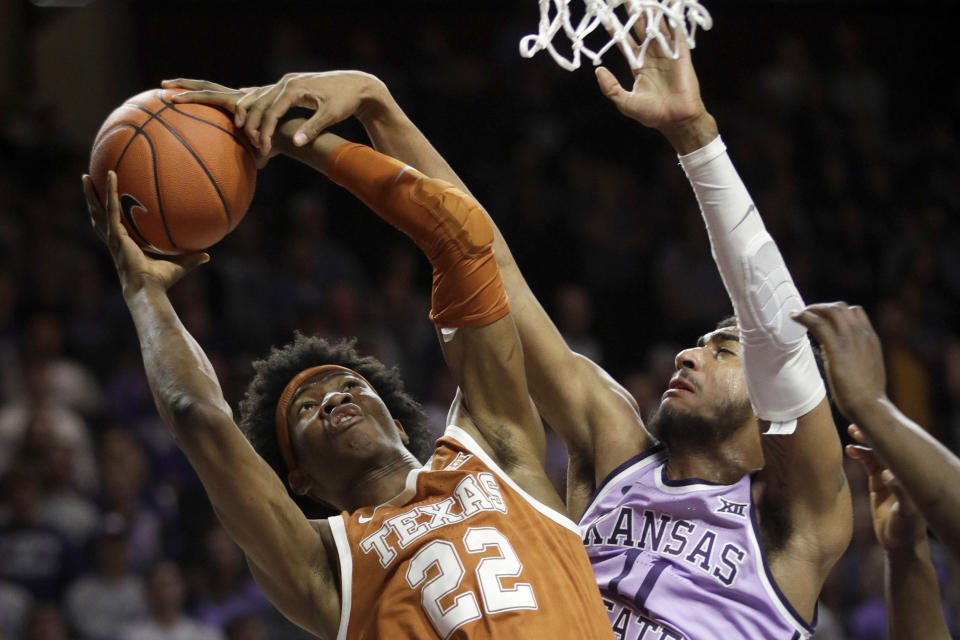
[[580, 447, 815, 640]]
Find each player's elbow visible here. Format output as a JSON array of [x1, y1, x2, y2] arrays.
[[164, 394, 234, 445]]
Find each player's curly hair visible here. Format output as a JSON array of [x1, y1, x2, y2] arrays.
[[238, 332, 434, 487]]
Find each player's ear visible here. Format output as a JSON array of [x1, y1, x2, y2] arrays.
[[288, 469, 313, 496], [394, 419, 409, 445]]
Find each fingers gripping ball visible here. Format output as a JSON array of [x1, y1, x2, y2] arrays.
[[89, 88, 256, 255]]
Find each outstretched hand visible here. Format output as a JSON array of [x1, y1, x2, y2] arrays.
[[165, 71, 385, 159], [83, 172, 208, 294], [791, 301, 887, 423], [595, 14, 712, 147], [846, 425, 927, 552]]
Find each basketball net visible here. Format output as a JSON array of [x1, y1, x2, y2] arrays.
[[519, 0, 712, 71]]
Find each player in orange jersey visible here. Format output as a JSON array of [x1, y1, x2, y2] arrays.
[[81, 129, 614, 638]]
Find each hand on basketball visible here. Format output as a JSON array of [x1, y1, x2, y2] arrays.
[[595, 15, 715, 152], [791, 302, 888, 423], [162, 80, 273, 168], [846, 425, 927, 552], [83, 171, 209, 294], [166, 71, 386, 159]]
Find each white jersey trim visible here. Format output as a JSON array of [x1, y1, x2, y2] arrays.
[[328, 516, 353, 640], [443, 425, 580, 535], [653, 464, 732, 495], [586, 449, 666, 512]]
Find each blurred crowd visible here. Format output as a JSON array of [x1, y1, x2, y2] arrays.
[[1, 3, 958, 639]]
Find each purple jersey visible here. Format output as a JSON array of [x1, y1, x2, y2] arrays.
[[579, 447, 815, 639]]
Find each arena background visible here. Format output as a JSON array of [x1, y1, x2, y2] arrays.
[[1, 1, 959, 638]]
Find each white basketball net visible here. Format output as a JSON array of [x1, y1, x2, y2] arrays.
[[519, 0, 712, 72]]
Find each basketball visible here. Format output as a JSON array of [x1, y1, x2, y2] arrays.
[[89, 88, 257, 255]]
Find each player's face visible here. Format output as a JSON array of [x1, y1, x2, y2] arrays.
[[286, 370, 407, 480], [647, 327, 754, 447]]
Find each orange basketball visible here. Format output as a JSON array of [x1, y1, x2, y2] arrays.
[[89, 88, 256, 255]]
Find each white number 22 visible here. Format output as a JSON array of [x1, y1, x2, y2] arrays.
[[404, 527, 538, 638]]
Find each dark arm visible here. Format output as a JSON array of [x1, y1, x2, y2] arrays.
[[846, 426, 950, 640], [795, 302, 960, 555], [84, 173, 339, 639]]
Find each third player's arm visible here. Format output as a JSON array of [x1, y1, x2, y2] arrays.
[[845, 427, 951, 640], [795, 302, 960, 554]]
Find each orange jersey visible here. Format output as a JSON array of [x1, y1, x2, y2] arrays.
[[327, 425, 614, 640]]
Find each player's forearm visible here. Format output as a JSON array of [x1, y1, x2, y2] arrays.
[[355, 84, 472, 196], [885, 540, 951, 639], [273, 119, 345, 175], [853, 399, 960, 551], [124, 283, 232, 432], [679, 137, 824, 425]]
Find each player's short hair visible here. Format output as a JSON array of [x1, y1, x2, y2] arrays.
[[238, 332, 433, 486], [715, 315, 738, 330]]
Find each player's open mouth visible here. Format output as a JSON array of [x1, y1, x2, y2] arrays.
[[329, 404, 363, 433], [663, 376, 696, 397]]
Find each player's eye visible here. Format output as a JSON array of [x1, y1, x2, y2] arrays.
[[717, 347, 737, 357], [299, 402, 316, 413], [343, 380, 360, 390]]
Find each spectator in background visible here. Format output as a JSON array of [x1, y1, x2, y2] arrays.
[[222, 615, 265, 640], [0, 580, 33, 640], [190, 524, 267, 631], [554, 283, 603, 364], [119, 561, 222, 640], [97, 429, 171, 570], [0, 465, 79, 601], [0, 266, 18, 404], [21, 603, 71, 640], [20, 312, 104, 419], [65, 516, 147, 640], [19, 411, 99, 547], [0, 365, 98, 493]]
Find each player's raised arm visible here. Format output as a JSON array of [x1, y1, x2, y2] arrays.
[[168, 72, 650, 513], [597, 18, 850, 602], [845, 426, 950, 640], [270, 128, 566, 511], [82, 172, 340, 638], [795, 302, 960, 554]]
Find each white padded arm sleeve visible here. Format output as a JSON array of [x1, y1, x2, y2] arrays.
[[678, 136, 825, 432]]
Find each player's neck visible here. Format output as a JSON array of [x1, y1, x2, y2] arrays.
[[664, 426, 763, 485], [339, 450, 422, 512]]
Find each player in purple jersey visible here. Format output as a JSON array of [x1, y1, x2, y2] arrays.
[[167, 22, 852, 637], [542, 23, 852, 639]]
